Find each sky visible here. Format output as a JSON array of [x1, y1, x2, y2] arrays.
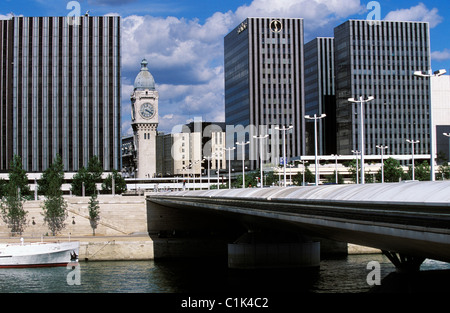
[[1, 0, 450, 135]]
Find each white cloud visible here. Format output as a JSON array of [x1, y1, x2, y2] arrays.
[[384, 3, 443, 28], [431, 49, 450, 62], [120, 0, 367, 135]]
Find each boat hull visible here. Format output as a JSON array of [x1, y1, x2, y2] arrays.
[[0, 241, 79, 268]]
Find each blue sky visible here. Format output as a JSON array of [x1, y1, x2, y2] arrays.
[[1, 0, 450, 135]]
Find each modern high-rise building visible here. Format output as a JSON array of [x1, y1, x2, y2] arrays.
[[334, 20, 431, 158], [304, 37, 336, 155], [0, 16, 121, 172], [224, 17, 305, 168]]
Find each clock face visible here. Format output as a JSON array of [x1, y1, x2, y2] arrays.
[[139, 102, 155, 119]]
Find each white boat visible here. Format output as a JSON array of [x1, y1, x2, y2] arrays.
[[0, 239, 79, 268]]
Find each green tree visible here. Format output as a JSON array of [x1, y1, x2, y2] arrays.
[[347, 159, 361, 184], [324, 171, 344, 184], [88, 155, 103, 183], [1, 155, 29, 235], [101, 169, 127, 194], [1, 187, 27, 236], [71, 156, 104, 196], [292, 165, 315, 185], [406, 160, 430, 181], [88, 193, 100, 236], [41, 156, 68, 236], [38, 154, 64, 196], [8, 155, 31, 199], [438, 163, 450, 180], [265, 170, 278, 186], [376, 157, 404, 183]]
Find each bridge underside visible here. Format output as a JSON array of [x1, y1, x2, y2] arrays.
[[147, 182, 450, 268]]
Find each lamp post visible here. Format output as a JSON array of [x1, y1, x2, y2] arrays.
[[331, 154, 340, 184], [351, 150, 360, 184], [304, 114, 326, 186], [204, 155, 213, 190], [376, 145, 388, 183], [414, 69, 447, 181], [348, 96, 374, 185], [275, 125, 293, 187], [215, 152, 222, 189], [253, 134, 269, 188], [223, 147, 236, 189], [406, 139, 420, 180], [236, 140, 250, 188]]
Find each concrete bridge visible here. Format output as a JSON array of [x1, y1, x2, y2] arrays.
[[146, 181, 450, 271]]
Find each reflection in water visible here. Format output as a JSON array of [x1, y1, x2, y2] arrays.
[[0, 255, 449, 293]]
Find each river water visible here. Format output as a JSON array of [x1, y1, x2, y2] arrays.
[[1, 254, 449, 294]]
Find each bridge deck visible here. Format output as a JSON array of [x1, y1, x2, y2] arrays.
[[147, 181, 450, 263]]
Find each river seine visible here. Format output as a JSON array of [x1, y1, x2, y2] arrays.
[[1, 254, 449, 294]]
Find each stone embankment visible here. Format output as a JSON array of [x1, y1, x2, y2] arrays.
[[0, 194, 379, 261], [0, 195, 154, 261]]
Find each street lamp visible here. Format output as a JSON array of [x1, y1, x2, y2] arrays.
[[376, 145, 388, 183], [275, 125, 293, 187], [331, 154, 340, 184], [348, 96, 374, 185], [304, 114, 326, 186], [204, 155, 214, 190], [351, 150, 360, 184], [406, 139, 420, 180], [223, 147, 236, 189], [414, 69, 447, 181], [253, 134, 269, 188], [236, 140, 250, 188]]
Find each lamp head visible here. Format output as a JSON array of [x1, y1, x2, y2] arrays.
[[434, 69, 447, 76]]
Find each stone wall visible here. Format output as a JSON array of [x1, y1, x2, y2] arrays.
[[0, 195, 147, 238]]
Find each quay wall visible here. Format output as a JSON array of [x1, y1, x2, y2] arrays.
[[0, 194, 379, 261], [0, 195, 154, 261]]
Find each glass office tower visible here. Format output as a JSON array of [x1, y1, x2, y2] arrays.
[[224, 17, 305, 168], [334, 20, 431, 157], [304, 37, 336, 155], [0, 16, 121, 172]]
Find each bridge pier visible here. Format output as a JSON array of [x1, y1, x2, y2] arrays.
[[227, 230, 320, 269], [382, 250, 426, 273]]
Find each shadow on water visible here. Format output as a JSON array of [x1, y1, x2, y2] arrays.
[[154, 257, 320, 293]]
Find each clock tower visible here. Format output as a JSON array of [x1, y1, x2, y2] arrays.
[[131, 58, 159, 178]]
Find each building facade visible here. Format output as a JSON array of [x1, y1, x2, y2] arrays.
[[304, 37, 336, 155], [0, 16, 121, 172], [156, 121, 226, 177], [432, 75, 450, 162], [334, 20, 431, 158], [224, 17, 305, 168]]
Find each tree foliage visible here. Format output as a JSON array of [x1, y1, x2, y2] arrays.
[[71, 156, 104, 196], [376, 157, 404, 182], [41, 155, 68, 236], [38, 154, 64, 196], [101, 169, 127, 194], [88, 193, 100, 236], [1, 155, 29, 235], [292, 164, 315, 185]]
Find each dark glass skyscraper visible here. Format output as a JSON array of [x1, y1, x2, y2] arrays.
[[334, 20, 431, 157], [224, 17, 305, 167], [0, 16, 121, 172], [304, 37, 336, 155]]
